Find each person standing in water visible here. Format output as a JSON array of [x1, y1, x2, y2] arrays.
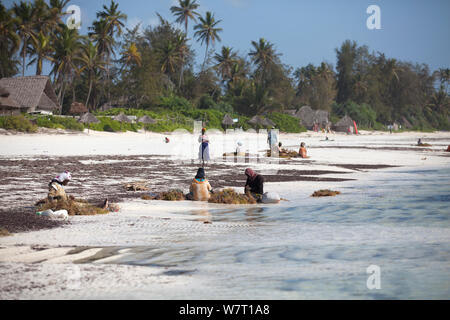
[[198, 128, 210, 166]]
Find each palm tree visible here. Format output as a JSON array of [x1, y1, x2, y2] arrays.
[[170, 0, 200, 35], [214, 46, 237, 84], [96, 0, 127, 100], [77, 40, 106, 108], [13, 1, 36, 76], [248, 38, 279, 85], [194, 11, 222, 72], [170, 0, 199, 87], [0, 3, 21, 77], [28, 31, 54, 75], [157, 40, 180, 75], [51, 25, 82, 108], [174, 33, 189, 88], [120, 42, 142, 69]]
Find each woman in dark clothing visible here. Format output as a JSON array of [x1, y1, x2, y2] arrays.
[[244, 168, 264, 201]]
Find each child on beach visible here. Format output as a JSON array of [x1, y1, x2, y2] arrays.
[[187, 168, 213, 201]]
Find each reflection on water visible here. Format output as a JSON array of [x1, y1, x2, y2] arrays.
[[107, 167, 450, 299]]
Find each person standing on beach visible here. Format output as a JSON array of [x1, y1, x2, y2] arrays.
[[244, 168, 264, 202], [198, 128, 210, 166]]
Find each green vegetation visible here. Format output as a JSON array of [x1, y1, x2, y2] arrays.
[[1, 1, 448, 132], [34, 115, 85, 131], [0, 115, 37, 132]]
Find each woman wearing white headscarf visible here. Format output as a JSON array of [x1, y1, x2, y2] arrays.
[[48, 171, 72, 201]]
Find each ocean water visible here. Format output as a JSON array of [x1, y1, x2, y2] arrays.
[[115, 166, 450, 299]]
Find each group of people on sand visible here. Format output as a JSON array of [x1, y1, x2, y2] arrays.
[[47, 166, 266, 208]]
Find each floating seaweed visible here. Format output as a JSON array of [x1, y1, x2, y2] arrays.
[[311, 189, 341, 197], [208, 188, 257, 204]]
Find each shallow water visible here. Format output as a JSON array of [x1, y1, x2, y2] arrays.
[[111, 167, 450, 299]]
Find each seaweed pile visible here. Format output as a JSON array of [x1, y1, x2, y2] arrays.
[[266, 149, 299, 158], [142, 189, 186, 201], [36, 196, 109, 216], [311, 189, 341, 197], [208, 189, 257, 204], [125, 181, 149, 191]]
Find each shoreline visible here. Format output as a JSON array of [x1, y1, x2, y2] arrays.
[[0, 131, 449, 299]]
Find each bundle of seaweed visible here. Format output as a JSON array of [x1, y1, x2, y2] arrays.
[[125, 181, 149, 191], [417, 143, 432, 147], [311, 189, 341, 197], [266, 149, 299, 158], [141, 189, 186, 201], [36, 197, 109, 216], [208, 188, 257, 204]]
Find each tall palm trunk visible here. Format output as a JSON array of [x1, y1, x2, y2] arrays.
[[86, 76, 93, 108], [202, 41, 209, 72], [22, 37, 27, 76]]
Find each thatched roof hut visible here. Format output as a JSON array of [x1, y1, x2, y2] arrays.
[[295, 105, 329, 129], [79, 112, 99, 124], [222, 114, 234, 126], [69, 102, 88, 115], [334, 115, 354, 132], [138, 115, 156, 124], [262, 118, 276, 127], [0, 86, 24, 115], [248, 115, 264, 126], [0, 76, 61, 114], [114, 113, 131, 123]]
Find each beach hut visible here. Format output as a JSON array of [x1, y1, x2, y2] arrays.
[[262, 118, 276, 128], [222, 114, 234, 129], [248, 115, 264, 127], [138, 115, 156, 134], [295, 106, 329, 130], [0, 76, 61, 114], [0, 86, 24, 115], [334, 115, 354, 133], [69, 102, 88, 117], [138, 115, 156, 125], [114, 113, 131, 131], [79, 112, 100, 133]]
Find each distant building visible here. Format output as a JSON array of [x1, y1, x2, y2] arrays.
[[291, 106, 330, 130], [0, 76, 61, 114]]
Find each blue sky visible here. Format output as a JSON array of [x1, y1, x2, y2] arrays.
[[4, 0, 450, 76]]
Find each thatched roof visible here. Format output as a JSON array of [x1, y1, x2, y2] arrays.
[[222, 114, 234, 126], [0, 86, 9, 97], [0, 76, 61, 113], [262, 118, 276, 127], [69, 102, 88, 115], [0, 86, 20, 109], [79, 112, 100, 124], [138, 115, 156, 124], [296, 105, 329, 128], [248, 115, 264, 126], [335, 115, 354, 127], [114, 113, 131, 123]]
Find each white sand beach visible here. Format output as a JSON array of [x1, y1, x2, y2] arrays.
[[0, 129, 449, 299]]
